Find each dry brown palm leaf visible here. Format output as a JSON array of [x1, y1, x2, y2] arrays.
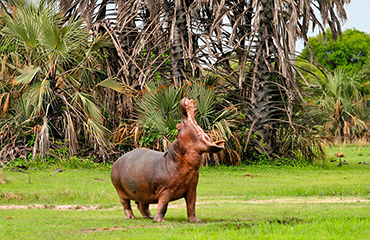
[[0, 93, 10, 119], [63, 111, 78, 157]]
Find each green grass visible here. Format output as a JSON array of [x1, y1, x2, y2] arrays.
[[1, 203, 369, 239], [0, 145, 370, 239], [0, 169, 116, 205], [1, 164, 369, 205], [326, 143, 370, 164]]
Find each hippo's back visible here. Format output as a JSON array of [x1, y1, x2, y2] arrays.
[[111, 148, 170, 202], [112, 148, 165, 174]]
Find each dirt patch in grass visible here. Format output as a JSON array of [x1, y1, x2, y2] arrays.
[[233, 197, 370, 204], [82, 225, 167, 233], [0, 197, 369, 210], [0, 204, 102, 210]]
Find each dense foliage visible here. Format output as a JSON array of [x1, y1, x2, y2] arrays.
[[317, 69, 369, 142], [0, 0, 354, 166], [0, 1, 112, 162], [301, 28, 370, 75], [298, 29, 370, 142]]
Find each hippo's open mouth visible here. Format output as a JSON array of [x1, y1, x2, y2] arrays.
[[180, 97, 225, 151]]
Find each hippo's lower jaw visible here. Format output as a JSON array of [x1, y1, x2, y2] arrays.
[[213, 140, 225, 148], [207, 140, 225, 153]]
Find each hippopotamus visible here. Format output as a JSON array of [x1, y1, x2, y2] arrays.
[[111, 97, 224, 222]]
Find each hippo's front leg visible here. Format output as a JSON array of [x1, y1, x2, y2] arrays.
[[185, 188, 201, 222], [153, 193, 171, 222]]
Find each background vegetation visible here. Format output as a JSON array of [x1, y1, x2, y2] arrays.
[[1, 2, 369, 239], [297, 28, 370, 145], [0, 0, 369, 167]]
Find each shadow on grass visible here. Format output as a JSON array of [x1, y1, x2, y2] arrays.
[[160, 216, 309, 228], [78, 215, 330, 236]]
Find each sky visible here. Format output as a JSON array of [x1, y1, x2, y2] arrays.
[[296, 0, 370, 52]]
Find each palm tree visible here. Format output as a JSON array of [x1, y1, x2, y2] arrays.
[[194, 0, 351, 160], [242, 0, 350, 158], [0, 0, 111, 160], [317, 69, 367, 142], [50, 0, 351, 162]]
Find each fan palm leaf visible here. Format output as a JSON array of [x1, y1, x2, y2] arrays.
[[0, 0, 111, 160], [23, 79, 53, 118], [316, 69, 367, 142], [73, 92, 103, 123], [14, 66, 41, 85]]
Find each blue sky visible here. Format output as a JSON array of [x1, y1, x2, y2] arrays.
[[342, 0, 370, 33], [296, 0, 370, 52]]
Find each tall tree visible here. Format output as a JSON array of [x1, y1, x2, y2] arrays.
[[52, 0, 351, 161], [209, 0, 351, 159], [165, 0, 349, 159], [301, 28, 370, 81]]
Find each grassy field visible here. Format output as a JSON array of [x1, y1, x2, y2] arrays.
[[0, 145, 370, 239]]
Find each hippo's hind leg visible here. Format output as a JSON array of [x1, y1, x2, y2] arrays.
[[137, 202, 153, 219], [120, 198, 135, 219]]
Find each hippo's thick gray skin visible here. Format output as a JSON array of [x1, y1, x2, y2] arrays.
[[111, 98, 224, 222]]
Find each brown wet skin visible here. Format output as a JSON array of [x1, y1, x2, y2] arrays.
[[111, 97, 225, 222]]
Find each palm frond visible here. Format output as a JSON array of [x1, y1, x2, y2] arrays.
[[97, 78, 138, 96], [86, 118, 111, 148], [23, 79, 53, 118], [0, 93, 10, 119], [73, 92, 103, 123], [14, 66, 41, 85], [63, 111, 78, 157]]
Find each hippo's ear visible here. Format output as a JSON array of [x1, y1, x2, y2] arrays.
[[207, 140, 225, 153]]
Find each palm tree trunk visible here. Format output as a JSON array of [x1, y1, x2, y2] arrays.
[[247, 0, 283, 156], [170, 0, 189, 85]]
